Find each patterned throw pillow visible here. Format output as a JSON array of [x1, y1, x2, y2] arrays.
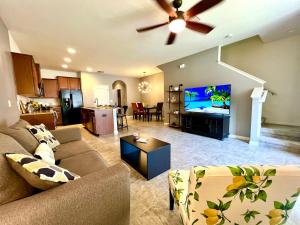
[[27, 124, 60, 149], [34, 143, 55, 165], [5, 153, 80, 190]]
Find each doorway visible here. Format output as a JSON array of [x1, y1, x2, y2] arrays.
[[112, 80, 127, 107]]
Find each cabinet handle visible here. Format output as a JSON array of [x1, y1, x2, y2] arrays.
[[102, 114, 107, 117]]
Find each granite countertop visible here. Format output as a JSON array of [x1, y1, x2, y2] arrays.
[[21, 110, 54, 116], [82, 107, 113, 110]]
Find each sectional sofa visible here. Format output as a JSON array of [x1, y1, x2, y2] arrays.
[[0, 120, 130, 225]]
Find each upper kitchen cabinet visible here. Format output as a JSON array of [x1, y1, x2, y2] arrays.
[[42, 78, 59, 98], [35, 63, 41, 87], [69, 77, 81, 90], [57, 76, 81, 90], [11, 52, 40, 97]]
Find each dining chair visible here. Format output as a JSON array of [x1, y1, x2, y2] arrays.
[[131, 103, 138, 120], [150, 102, 163, 121], [137, 102, 146, 121]]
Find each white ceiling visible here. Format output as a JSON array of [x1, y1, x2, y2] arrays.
[[0, 0, 299, 77]]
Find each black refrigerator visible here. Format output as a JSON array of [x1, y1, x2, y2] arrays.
[[60, 90, 83, 125]]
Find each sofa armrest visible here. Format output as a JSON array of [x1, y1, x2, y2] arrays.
[[50, 127, 82, 144], [0, 163, 130, 225]]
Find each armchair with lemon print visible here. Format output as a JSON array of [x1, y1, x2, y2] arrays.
[[168, 165, 300, 225]]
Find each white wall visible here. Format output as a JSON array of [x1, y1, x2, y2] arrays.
[[140, 72, 164, 107], [40, 69, 79, 79], [222, 35, 300, 126], [8, 31, 21, 53], [80, 72, 141, 115], [0, 19, 20, 126]]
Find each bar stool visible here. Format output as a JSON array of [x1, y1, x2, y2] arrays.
[[117, 106, 128, 130]]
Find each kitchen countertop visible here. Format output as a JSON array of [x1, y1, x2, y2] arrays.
[[20, 110, 54, 116], [82, 107, 113, 110]]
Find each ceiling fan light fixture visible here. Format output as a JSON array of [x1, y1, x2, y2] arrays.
[[169, 18, 186, 33]]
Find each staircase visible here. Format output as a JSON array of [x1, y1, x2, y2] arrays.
[[260, 124, 300, 150]]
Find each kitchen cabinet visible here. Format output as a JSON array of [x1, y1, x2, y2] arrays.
[[69, 77, 81, 90], [81, 108, 113, 136], [42, 79, 59, 98], [57, 76, 81, 90], [35, 63, 41, 87], [11, 52, 40, 97], [20, 112, 56, 130]]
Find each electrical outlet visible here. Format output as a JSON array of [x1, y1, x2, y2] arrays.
[[8, 100, 12, 108]]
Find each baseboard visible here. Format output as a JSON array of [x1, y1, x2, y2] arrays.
[[229, 134, 250, 142]]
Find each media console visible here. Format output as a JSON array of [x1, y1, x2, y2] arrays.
[[182, 112, 230, 140]]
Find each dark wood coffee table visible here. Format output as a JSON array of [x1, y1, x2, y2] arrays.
[[120, 135, 171, 180]]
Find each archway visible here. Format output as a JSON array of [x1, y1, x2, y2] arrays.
[[112, 80, 127, 107]]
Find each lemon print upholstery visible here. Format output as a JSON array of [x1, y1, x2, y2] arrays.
[[168, 165, 300, 225], [169, 170, 190, 205], [6, 153, 80, 190]]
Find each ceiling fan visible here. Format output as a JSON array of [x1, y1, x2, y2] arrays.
[[136, 0, 223, 45]]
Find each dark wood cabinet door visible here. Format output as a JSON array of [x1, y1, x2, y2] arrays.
[[69, 77, 81, 90], [11, 52, 39, 97], [43, 79, 59, 98], [57, 76, 69, 90]]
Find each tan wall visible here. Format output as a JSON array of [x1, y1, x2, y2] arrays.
[[0, 18, 19, 126], [222, 35, 300, 126], [80, 72, 141, 115], [159, 47, 262, 137], [140, 72, 164, 107]]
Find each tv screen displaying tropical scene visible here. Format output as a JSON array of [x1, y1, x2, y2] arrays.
[[184, 84, 231, 114]]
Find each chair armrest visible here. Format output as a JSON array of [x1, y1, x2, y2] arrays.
[[50, 127, 82, 144], [0, 163, 130, 225]]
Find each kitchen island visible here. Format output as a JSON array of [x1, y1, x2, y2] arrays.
[[81, 107, 118, 136]]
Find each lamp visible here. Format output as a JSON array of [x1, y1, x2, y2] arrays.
[[169, 18, 186, 33], [138, 81, 152, 94]]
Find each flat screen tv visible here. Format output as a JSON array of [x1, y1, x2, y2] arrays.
[[184, 84, 231, 114]]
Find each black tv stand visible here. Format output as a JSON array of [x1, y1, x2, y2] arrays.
[[182, 112, 230, 140]]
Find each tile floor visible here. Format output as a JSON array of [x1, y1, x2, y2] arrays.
[[77, 119, 300, 225]]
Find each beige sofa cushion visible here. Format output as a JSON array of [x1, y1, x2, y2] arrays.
[[0, 127, 39, 154], [58, 151, 107, 176], [0, 133, 33, 205], [9, 119, 30, 129], [54, 140, 94, 160]]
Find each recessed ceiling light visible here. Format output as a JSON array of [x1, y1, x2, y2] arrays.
[[67, 48, 76, 54], [86, 67, 93, 72], [64, 57, 72, 63], [61, 64, 68, 69], [225, 34, 233, 39]]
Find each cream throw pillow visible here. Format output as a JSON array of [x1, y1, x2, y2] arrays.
[[34, 143, 55, 165], [27, 124, 60, 149], [5, 153, 80, 190]]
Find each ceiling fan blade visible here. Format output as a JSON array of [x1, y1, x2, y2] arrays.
[[166, 32, 176, 45], [155, 0, 177, 18], [186, 21, 214, 34], [184, 0, 223, 20], [136, 22, 169, 32]]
